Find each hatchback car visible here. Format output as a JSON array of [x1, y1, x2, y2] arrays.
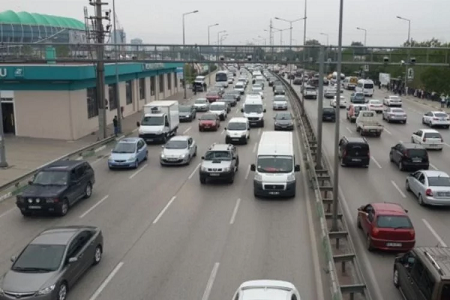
[[16, 160, 95, 217], [357, 202, 415, 252], [160, 136, 197, 166], [322, 107, 336, 122], [209, 102, 228, 120], [193, 98, 210, 112], [232, 280, 301, 300], [274, 112, 294, 131], [206, 91, 221, 103], [338, 136, 370, 167], [198, 113, 220, 131], [383, 95, 402, 107], [0, 226, 103, 300], [108, 137, 148, 169], [178, 105, 196, 122], [422, 111, 450, 128], [368, 99, 384, 113], [273, 95, 288, 110], [389, 142, 429, 171], [274, 86, 286, 95], [411, 129, 444, 150], [234, 82, 246, 94], [406, 170, 450, 206], [199, 143, 239, 184], [383, 107, 407, 123], [330, 95, 347, 108], [350, 92, 366, 104]]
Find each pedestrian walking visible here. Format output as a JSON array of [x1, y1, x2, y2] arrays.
[[441, 95, 446, 109], [113, 115, 119, 137]]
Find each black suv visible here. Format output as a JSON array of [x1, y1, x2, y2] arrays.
[[16, 160, 95, 217], [389, 142, 429, 171], [393, 247, 450, 300], [338, 136, 370, 167], [322, 107, 336, 122], [199, 144, 239, 184]]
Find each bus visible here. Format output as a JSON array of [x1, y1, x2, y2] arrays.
[[215, 71, 228, 87]]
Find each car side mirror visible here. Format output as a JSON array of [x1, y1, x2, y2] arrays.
[[263, 109, 266, 113], [224, 127, 227, 130], [250, 164, 256, 171], [410, 172, 415, 176], [136, 121, 140, 127], [28, 180, 33, 185], [68, 257, 78, 263], [161, 145, 165, 148], [10, 255, 16, 262], [232, 156, 237, 160], [241, 108, 244, 112], [294, 165, 300, 172], [201, 156, 205, 160]]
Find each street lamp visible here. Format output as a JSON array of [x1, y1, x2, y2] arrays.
[[217, 30, 226, 60], [207, 23, 219, 86], [275, 16, 306, 83], [182, 10, 199, 99], [207, 23, 219, 45], [396, 16, 411, 45], [356, 27, 367, 46], [319, 32, 329, 46], [397, 15, 412, 95]]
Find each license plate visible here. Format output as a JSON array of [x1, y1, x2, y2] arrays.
[[232, 138, 240, 141], [269, 191, 280, 195], [210, 173, 220, 176], [370, 130, 376, 132], [412, 158, 422, 162], [146, 139, 153, 142], [168, 158, 178, 161], [352, 159, 361, 162], [28, 206, 41, 209], [387, 243, 402, 247], [281, 126, 287, 128]]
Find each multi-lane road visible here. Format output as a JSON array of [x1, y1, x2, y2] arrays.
[[296, 80, 450, 300], [0, 73, 327, 300]]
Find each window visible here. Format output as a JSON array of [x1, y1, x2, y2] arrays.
[[126, 80, 132, 105], [411, 260, 435, 300], [139, 78, 146, 100], [159, 74, 164, 93], [167, 73, 172, 90], [174, 72, 178, 87], [87, 87, 98, 118], [151, 77, 156, 96], [109, 84, 117, 110]]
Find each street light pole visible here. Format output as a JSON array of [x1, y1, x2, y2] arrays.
[[182, 10, 199, 100], [320, 32, 329, 46], [207, 23, 219, 87], [112, 0, 122, 134], [397, 16, 411, 93], [301, 0, 308, 114], [331, 0, 344, 232], [356, 27, 367, 46]]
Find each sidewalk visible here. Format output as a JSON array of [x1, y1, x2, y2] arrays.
[[377, 88, 450, 113], [0, 71, 217, 186]]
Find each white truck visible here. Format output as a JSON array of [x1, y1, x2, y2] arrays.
[[137, 101, 179, 143], [241, 95, 266, 127], [355, 110, 384, 137]]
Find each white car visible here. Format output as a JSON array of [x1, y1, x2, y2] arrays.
[[227, 77, 233, 84], [330, 95, 347, 108], [383, 95, 402, 107], [209, 101, 228, 121], [160, 135, 197, 166], [252, 84, 263, 92], [233, 280, 301, 300], [368, 99, 384, 113], [324, 87, 337, 98], [382, 107, 407, 123], [411, 129, 444, 150], [234, 82, 246, 94], [273, 95, 288, 110], [224, 117, 250, 144], [193, 98, 210, 112], [422, 111, 450, 128]]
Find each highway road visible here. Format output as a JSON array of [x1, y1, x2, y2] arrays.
[[293, 80, 450, 300], [0, 72, 325, 300]]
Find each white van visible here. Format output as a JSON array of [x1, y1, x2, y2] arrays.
[[225, 117, 250, 144], [250, 131, 300, 197], [355, 79, 374, 97], [241, 95, 265, 127]]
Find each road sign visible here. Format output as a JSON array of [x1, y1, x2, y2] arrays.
[[407, 68, 414, 80], [363, 64, 369, 72]]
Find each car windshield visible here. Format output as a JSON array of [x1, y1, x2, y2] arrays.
[[390, 96, 400, 100], [406, 149, 427, 157], [235, 84, 244, 88], [424, 132, 441, 139], [323, 108, 335, 113], [179, 106, 192, 112], [427, 176, 450, 187], [244, 104, 263, 113], [33, 171, 68, 186], [364, 83, 374, 88], [214, 83, 222, 87], [376, 215, 412, 229], [355, 93, 364, 98], [228, 122, 247, 130], [141, 116, 164, 126], [12, 244, 66, 272], [195, 99, 207, 104], [200, 114, 217, 120], [275, 96, 287, 101], [210, 104, 225, 110], [306, 87, 315, 91], [112, 142, 136, 153], [370, 100, 381, 105], [276, 113, 291, 120], [204, 151, 232, 161], [164, 140, 188, 149], [253, 85, 262, 89], [257, 155, 293, 173], [392, 109, 404, 113], [206, 92, 218, 97], [434, 113, 448, 118]]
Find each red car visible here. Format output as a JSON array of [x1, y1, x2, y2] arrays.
[[206, 91, 221, 103], [199, 113, 220, 131], [357, 202, 415, 252]]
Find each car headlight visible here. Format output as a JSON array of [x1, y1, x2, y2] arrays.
[[160, 153, 165, 158], [37, 284, 55, 295], [287, 174, 296, 182], [127, 156, 136, 162], [223, 167, 231, 172], [180, 154, 187, 159], [254, 173, 263, 182], [201, 166, 208, 172]]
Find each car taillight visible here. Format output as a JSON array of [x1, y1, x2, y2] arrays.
[[342, 150, 347, 157], [372, 227, 379, 236], [426, 189, 433, 196], [409, 229, 415, 239]]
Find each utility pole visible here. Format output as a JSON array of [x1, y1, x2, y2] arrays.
[[112, 0, 122, 133], [316, 46, 324, 169], [89, 0, 110, 140], [0, 88, 8, 167], [301, 0, 308, 115], [269, 19, 273, 46]]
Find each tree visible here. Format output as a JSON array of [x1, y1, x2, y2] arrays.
[[420, 67, 450, 94]]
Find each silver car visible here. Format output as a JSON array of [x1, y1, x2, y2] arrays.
[[193, 98, 210, 112], [0, 226, 103, 300], [406, 170, 450, 206], [160, 136, 197, 166], [382, 107, 407, 123]]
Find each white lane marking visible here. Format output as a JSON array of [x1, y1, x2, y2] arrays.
[[129, 163, 148, 179], [89, 262, 124, 300], [245, 165, 251, 180], [94, 145, 106, 153], [183, 127, 191, 134], [0, 208, 15, 219], [422, 219, 448, 247], [221, 129, 225, 135], [371, 156, 382, 169], [201, 262, 220, 300], [188, 163, 201, 179], [132, 128, 139, 133], [346, 127, 352, 133], [235, 108, 239, 113], [252, 143, 257, 153], [116, 135, 125, 140], [430, 163, 438, 170], [76, 156, 83, 160], [153, 196, 177, 224], [229, 198, 241, 225], [79, 195, 109, 219], [444, 142, 450, 148], [92, 156, 105, 165], [391, 180, 406, 198], [383, 128, 392, 135], [399, 140, 403, 143], [257, 128, 262, 135]]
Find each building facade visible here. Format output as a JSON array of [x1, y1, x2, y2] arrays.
[[0, 62, 183, 140]]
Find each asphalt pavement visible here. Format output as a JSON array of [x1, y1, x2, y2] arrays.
[[292, 81, 450, 300], [0, 74, 325, 300]]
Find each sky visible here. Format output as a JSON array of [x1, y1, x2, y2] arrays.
[[1, 0, 449, 46]]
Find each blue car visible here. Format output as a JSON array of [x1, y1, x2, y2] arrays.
[[108, 137, 148, 169]]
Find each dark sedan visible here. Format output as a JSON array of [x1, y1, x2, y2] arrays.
[[274, 112, 294, 131], [222, 94, 238, 107], [322, 107, 336, 122], [225, 91, 241, 101], [179, 105, 196, 122]]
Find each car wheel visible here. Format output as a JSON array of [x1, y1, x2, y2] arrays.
[[84, 182, 93, 199], [406, 180, 411, 192], [228, 174, 235, 184], [93, 245, 102, 265], [59, 199, 69, 217], [393, 268, 400, 288], [133, 160, 139, 169], [418, 194, 425, 206], [57, 282, 68, 300], [366, 235, 374, 251]]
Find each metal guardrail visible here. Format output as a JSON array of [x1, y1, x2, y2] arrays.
[[0, 135, 118, 203], [276, 73, 372, 300]]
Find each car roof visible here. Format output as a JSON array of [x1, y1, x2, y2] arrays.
[[371, 202, 407, 215], [169, 135, 190, 142], [239, 280, 295, 300], [420, 128, 440, 133], [209, 144, 232, 151], [420, 170, 449, 177], [229, 117, 248, 123], [430, 111, 448, 114], [32, 226, 96, 245], [414, 247, 450, 278], [344, 137, 367, 144], [43, 160, 84, 171], [211, 101, 226, 105], [119, 137, 140, 144], [400, 142, 426, 149], [195, 98, 207, 101]]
